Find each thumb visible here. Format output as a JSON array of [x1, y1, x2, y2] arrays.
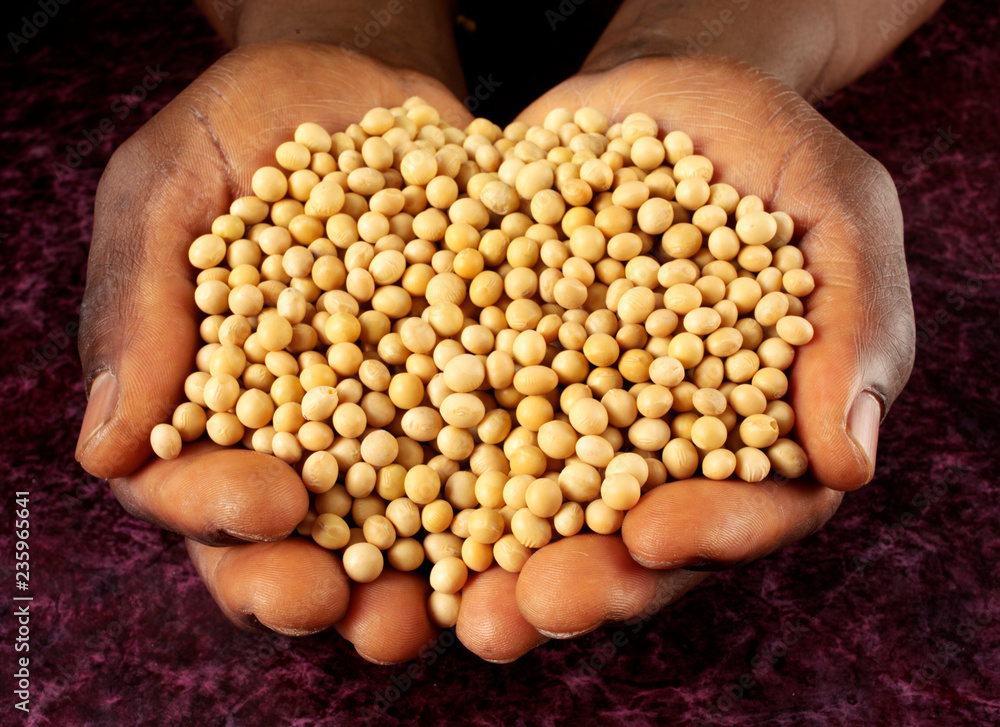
[[791, 171, 915, 490], [77, 128, 229, 479]]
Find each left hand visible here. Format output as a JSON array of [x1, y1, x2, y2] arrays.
[[455, 54, 915, 662]]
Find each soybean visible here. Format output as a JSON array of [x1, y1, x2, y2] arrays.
[[155, 100, 820, 628]]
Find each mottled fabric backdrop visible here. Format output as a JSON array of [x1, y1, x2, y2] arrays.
[[1, 0, 997, 725]]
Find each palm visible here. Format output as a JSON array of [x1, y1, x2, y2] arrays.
[[83, 48, 914, 664], [80, 42, 472, 661], [456, 56, 913, 660]]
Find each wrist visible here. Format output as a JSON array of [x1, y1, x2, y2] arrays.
[[581, 0, 945, 103], [197, 0, 464, 96], [579, 0, 838, 102]]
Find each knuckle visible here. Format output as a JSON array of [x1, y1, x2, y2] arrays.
[[81, 141, 162, 375], [78, 243, 147, 374], [108, 476, 157, 528]]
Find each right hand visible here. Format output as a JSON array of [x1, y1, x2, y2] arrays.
[[77, 41, 473, 663]]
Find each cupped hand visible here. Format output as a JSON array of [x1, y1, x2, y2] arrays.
[[77, 41, 473, 663], [80, 47, 915, 665], [457, 55, 915, 661]]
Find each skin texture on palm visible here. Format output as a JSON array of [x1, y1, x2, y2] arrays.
[[78, 42, 475, 661], [77, 44, 916, 665], [457, 55, 914, 661]]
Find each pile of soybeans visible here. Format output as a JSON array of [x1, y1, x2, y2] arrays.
[[150, 98, 814, 628]]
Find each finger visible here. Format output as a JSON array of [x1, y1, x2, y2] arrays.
[[456, 567, 549, 663], [622, 477, 843, 569], [735, 84, 915, 489], [515, 59, 916, 490], [514, 535, 708, 638], [187, 536, 349, 636], [334, 569, 438, 664], [788, 184, 913, 490], [111, 441, 308, 545], [77, 46, 474, 481], [77, 119, 230, 479]]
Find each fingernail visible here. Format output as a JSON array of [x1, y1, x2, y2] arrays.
[[536, 626, 596, 640], [847, 391, 881, 484], [269, 625, 322, 637], [356, 650, 399, 666], [76, 371, 118, 461], [216, 529, 262, 544], [631, 554, 705, 569]]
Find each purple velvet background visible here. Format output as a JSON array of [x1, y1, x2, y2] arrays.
[[1, 1, 998, 725]]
